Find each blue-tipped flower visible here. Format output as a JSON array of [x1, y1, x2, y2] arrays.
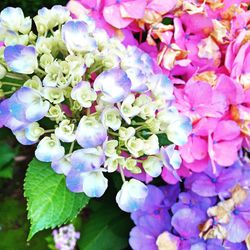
[[66, 170, 108, 197], [35, 134, 65, 162], [8, 87, 50, 123], [66, 148, 107, 197], [94, 68, 132, 103], [76, 116, 107, 148], [116, 179, 148, 213], [151, 74, 174, 100], [4, 45, 38, 74], [167, 115, 192, 146], [125, 68, 148, 92], [62, 20, 97, 53], [160, 145, 182, 180], [0, 7, 31, 34]]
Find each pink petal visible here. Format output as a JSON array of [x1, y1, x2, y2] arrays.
[[103, 5, 133, 28], [213, 120, 241, 142], [192, 136, 208, 160], [183, 157, 209, 173], [213, 139, 242, 166], [216, 74, 244, 105], [120, 0, 147, 19], [147, 0, 177, 14], [185, 81, 212, 108]]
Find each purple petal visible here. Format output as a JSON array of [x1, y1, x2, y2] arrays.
[[70, 148, 105, 173], [129, 226, 157, 250], [225, 215, 249, 243], [171, 208, 206, 238], [191, 173, 217, 197]]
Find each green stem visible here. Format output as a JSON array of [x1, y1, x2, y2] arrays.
[[44, 129, 55, 134], [35, 68, 46, 76], [5, 72, 29, 81], [119, 166, 126, 183], [89, 65, 103, 74], [108, 131, 119, 137], [1, 81, 21, 87], [69, 141, 75, 154], [3, 90, 15, 95]]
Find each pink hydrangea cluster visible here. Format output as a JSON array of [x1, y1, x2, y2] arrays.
[[68, 0, 250, 182]]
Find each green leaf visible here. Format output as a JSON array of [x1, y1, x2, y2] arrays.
[[24, 159, 89, 240], [0, 199, 49, 250], [157, 133, 172, 147], [162, 17, 173, 25], [0, 162, 14, 179], [78, 195, 133, 250], [0, 144, 15, 169]]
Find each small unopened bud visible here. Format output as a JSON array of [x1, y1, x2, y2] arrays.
[[0, 64, 7, 79]]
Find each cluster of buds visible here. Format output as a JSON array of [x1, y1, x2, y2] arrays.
[[0, 6, 192, 212], [52, 224, 80, 250]]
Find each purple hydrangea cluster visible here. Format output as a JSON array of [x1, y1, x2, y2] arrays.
[[0, 6, 192, 212], [52, 224, 80, 250], [129, 158, 250, 250], [129, 157, 250, 250]]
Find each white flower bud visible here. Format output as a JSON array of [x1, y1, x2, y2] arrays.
[[101, 107, 121, 131], [119, 127, 135, 141], [126, 137, 144, 158], [55, 120, 76, 143], [143, 134, 159, 155], [0, 64, 6, 79], [43, 87, 64, 104], [143, 156, 163, 177], [104, 140, 118, 157]]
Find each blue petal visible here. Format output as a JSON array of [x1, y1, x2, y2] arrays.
[[71, 148, 105, 173], [62, 21, 97, 52], [94, 68, 131, 103], [82, 171, 108, 197], [4, 45, 37, 74]]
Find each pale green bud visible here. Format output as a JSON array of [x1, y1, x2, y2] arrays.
[[104, 140, 118, 157], [29, 31, 37, 43], [26, 122, 44, 141], [71, 100, 82, 112], [43, 87, 64, 104], [34, 15, 48, 34], [102, 107, 121, 131], [19, 17, 32, 34], [46, 105, 65, 123], [60, 61, 70, 75], [105, 156, 125, 173], [126, 137, 144, 158], [63, 87, 72, 98], [0, 64, 6, 79], [55, 119, 75, 143], [24, 76, 42, 91], [146, 118, 160, 133], [143, 134, 159, 155], [120, 94, 140, 124], [125, 158, 141, 174], [119, 127, 135, 141], [71, 81, 97, 108], [143, 156, 163, 177], [40, 54, 54, 69], [84, 53, 95, 68], [36, 36, 53, 54]]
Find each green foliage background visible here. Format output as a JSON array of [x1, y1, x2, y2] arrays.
[[0, 0, 68, 16]]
